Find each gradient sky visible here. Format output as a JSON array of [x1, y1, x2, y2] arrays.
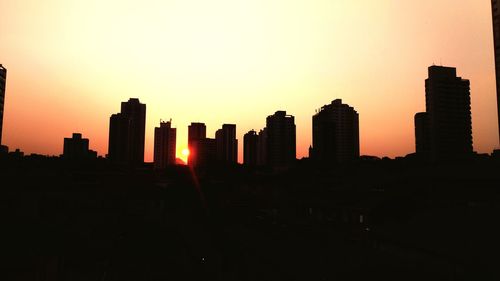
[[1, 0, 498, 163]]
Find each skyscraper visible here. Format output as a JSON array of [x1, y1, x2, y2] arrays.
[[257, 128, 268, 166], [154, 120, 176, 169], [0, 64, 6, 145], [243, 130, 258, 166], [196, 138, 217, 167], [491, 0, 500, 144], [311, 99, 359, 163], [415, 66, 472, 161], [108, 98, 146, 165], [414, 112, 430, 158], [215, 124, 238, 164], [266, 111, 296, 168], [188, 122, 207, 167]]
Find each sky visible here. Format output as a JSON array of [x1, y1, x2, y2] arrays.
[[0, 0, 498, 163]]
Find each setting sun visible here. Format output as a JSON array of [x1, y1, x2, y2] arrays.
[[180, 148, 190, 164]]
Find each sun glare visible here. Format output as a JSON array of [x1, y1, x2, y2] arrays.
[[181, 148, 190, 157]]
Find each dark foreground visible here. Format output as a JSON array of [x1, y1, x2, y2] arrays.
[[1, 155, 499, 281]]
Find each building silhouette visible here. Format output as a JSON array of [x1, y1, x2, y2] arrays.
[[257, 128, 268, 166], [0, 64, 6, 146], [196, 138, 217, 167], [215, 124, 238, 164], [243, 130, 258, 166], [63, 133, 97, 160], [415, 66, 473, 161], [492, 0, 500, 144], [414, 112, 430, 158], [154, 120, 176, 169], [188, 122, 207, 167], [108, 98, 146, 165], [311, 99, 359, 163], [266, 111, 296, 168]]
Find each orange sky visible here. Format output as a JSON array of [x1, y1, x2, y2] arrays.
[[0, 0, 498, 163]]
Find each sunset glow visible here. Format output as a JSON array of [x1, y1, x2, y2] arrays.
[[181, 148, 190, 163], [0, 0, 498, 161]]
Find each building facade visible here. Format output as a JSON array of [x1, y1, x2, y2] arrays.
[[415, 66, 472, 161], [108, 98, 146, 165], [311, 99, 359, 163], [414, 112, 430, 158], [266, 111, 296, 168], [188, 122, 207, 167], [63, 133, 97, 160], [0, 64, 6, 145], [243, 130, 258, 166], [257, 128, 268, 166], [215, 124, 238, 164], [196, 138, 217, 167], [491, 0, 500, 145], [154, 121, 176, 169]]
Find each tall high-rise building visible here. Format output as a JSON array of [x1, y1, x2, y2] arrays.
[[188, 122, 207, 167], [63, 133, 97, 160], [154, 120, 176, 169], [0, 64, 6, 145], [196, 138, 217, 167], [266, 111, 296, 167], [108, 114, 127, 162], [108, 98, 146, 165], [257, 128, 268, 166], [491, 0, 500, 144], [414, 112, 430, 158], [244, 130, 258, 166], [311, 99, 359, 163], [215, 124, 238, 164], [415, 66, 472, 161]]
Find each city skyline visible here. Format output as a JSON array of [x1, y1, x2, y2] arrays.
[[2, 2, 500, 278], [0, 1, 498, 163]]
